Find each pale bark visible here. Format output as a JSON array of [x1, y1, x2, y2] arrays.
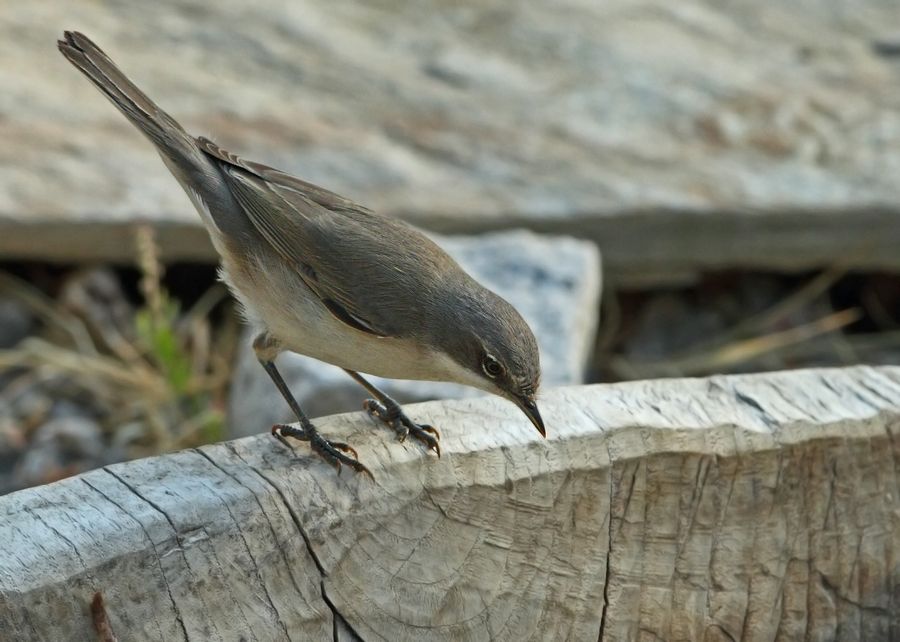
[[1, 366, 899, 641]]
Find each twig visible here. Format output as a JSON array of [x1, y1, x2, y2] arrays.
[[90, 592, 117, 642]]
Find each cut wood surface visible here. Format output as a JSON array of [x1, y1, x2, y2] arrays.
[[4, 2, 900, 282], [1, 366, 899, 641]]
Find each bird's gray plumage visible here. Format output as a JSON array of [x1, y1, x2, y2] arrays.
[[58, 31, 544, 461], [209, 141, 456, 339], [213, 140, 541, 395]]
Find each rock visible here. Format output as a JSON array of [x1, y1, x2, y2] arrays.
[[12, 442, 65, 492], [0, 417, 26, 495], [228, 231, 601, 436], [34, 416, 104, 461], [620, 294, 727, 363], [59, 268, 135, 345], [13, 416, 105, 490], [2, 1, 900, 283], [0, 298, 32, 349], [110, 421, 149, 452], [10, 390, 52, 432], [619, 274, 790, 364]]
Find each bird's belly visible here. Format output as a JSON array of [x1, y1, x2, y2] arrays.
[[277, 304, 432, 379], [223, 254, 438, 381], [295, 332, 433, 380]]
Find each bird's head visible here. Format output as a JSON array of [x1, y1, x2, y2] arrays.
[[429, 286, 544, 436]]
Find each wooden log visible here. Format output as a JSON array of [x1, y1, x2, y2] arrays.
[[1, 366, 899, 641]]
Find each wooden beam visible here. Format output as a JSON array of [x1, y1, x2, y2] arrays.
[[2, 366, 899, 640]]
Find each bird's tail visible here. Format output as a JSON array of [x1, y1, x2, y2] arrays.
[[57, 31, 259, 243], [58, 31, 202, 168]]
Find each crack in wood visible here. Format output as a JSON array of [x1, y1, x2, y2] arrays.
[[734, 390, 778, 428], [82, 476, 189, 641], [102, 467, 220, 641], [597, 445, 614, 642], [23, 504, 89, 573], [191, 449, 292, 641], [234, 455, 358, 641], [321, 581, 365, 642]]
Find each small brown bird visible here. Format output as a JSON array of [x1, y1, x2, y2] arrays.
[[58, 31, 544, 476]]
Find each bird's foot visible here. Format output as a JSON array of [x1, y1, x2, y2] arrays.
[[363, 399, 441, 457], [272, 423, 373, 479]]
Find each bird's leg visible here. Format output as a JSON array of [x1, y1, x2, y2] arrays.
[[343, 369, 441, 457], [254, 333, 372, 478]]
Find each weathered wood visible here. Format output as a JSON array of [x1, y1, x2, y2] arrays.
[[5, 2, 900, 282], [1, 366, 899, 641]]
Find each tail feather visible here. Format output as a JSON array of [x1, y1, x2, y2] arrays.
[[58, 31, 196, 161], [59, 31, 263, 246]]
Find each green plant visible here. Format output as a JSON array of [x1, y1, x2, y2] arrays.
[[0, 225, 237, 457]]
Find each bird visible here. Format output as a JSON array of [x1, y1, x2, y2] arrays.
[[58, 31, 544, 477]]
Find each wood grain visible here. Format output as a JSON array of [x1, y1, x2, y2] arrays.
[[2, 366, 899, 641]]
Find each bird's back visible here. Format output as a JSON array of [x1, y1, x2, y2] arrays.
[[197, 136, 471, 341]]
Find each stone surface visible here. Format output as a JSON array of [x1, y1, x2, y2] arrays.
[[2, 366, 899, 641], [12, 416, 105, 491], [0, 299, 32, 349], [228, 230, 601, 436], [2, 1, 900, 282]]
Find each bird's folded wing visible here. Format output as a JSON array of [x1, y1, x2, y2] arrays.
[[195, 137, 396, 337], [196, 137, 371, 215]]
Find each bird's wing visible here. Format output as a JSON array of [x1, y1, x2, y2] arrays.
[[197, 137, 371, 216], [196, 137, 447, 339]]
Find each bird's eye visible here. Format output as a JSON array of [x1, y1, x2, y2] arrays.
[[482, 355, 503, 378]]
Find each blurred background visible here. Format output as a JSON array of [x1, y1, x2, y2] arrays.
[[1, 0, 899, 494]]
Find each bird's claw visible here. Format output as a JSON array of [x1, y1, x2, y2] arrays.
[[271, 423, 303, 450], [311, 435, 373, 479], [271, 423, 373, 480], [363, 399, 441, 457], [325, 440, 360, 459], [419, 424, 440, 438]]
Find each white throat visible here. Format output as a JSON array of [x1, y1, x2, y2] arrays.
[[426, 350, 498, 394]]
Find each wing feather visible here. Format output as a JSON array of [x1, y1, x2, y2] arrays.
[[196, 137, 458, 341]]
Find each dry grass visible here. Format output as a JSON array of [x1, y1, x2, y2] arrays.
[[603, 266, 899, 380], [0, 225, 238, 457]]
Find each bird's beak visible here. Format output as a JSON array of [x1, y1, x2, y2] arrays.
[[515, 396, 545, 437]]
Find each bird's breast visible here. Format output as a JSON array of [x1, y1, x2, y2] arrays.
[[221, 250, 458, 381]]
